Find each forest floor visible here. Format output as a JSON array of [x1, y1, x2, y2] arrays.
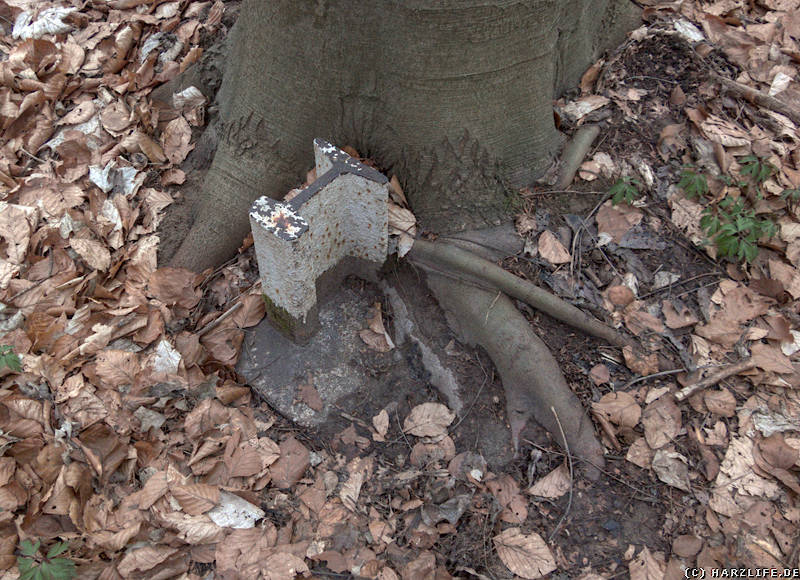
[[0, 0, 799, 578]]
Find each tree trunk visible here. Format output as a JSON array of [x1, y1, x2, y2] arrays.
[[167, 0, 638, 272]]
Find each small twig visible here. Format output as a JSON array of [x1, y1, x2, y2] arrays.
[[674, 358, 756, 401], [637, 272, 720, 300], [451, 360, 490, 431], [484, 291, 501, 325], [548, 406, 574, 542], [711, 72, 800, 126], [196, 301, 242, 337], [622, 368, 685, 389], [524, 190, 607, 196], [20, 149, 46, 163]]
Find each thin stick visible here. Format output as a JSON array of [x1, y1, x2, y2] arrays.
[[196, 301, 242, 337], [674, 358, 756, 401], [712, 73, 800, 126], [548, 406, 574, 542]]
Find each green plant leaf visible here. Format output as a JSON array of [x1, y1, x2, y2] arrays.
[[678, 168, 708, 199], [44, 558, 76, 580], [609, 176, 642, 206], [46, 543, 69, 559], [740, 154, 774, 185], [0, 345, 22, 372], [20, 540, 40, 557]]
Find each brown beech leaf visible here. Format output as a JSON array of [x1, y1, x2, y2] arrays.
[[592, 391, 641, 428], [704, 388, 737, 417], [172, 483, 220, 515], [494, 528, 556, 579], [270, 437, 309, 489], [641, 396, 681, 449], [148, 267, 202, 308], [538, 230, 571, 264], [528, 463, 570, 498], [403, 403, 455, 438]]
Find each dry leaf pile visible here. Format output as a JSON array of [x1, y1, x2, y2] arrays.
[[516, 0, 800, 574]]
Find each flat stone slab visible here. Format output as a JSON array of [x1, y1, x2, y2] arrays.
[[237, 282, 379, 427]]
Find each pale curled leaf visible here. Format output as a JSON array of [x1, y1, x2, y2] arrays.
[[538, 230, 571, 264], [403, 403, 455, 438], [494, 528, 556, 579], [528, 463, 570, 498], [592, 392, 641, 429]]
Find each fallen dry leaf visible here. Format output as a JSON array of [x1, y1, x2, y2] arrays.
[[403, 403, 454, 438], [538, 230, 571, 264], [651, 448, 691, 492], [592, 392, 641, 428], [528, 463, 570, 498], [270, 437, 309, 489], [588, 364, 611, 385], [494, 528, 556, 579], [641, 397, 682, 449], [629, 546, 665, 580]]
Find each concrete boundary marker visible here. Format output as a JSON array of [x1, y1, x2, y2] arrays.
[[249, 139, 389, 343]]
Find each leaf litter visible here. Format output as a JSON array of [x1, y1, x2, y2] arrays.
[[0, 0, 798, 577]]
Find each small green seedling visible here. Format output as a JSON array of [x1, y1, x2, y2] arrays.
[[0, 345, 21, 372], [739, 154, 775, 186], [700, 196, 777, 263], [678, 167, 709, 199], [609, 176, 642, 206], [781, 187, 800, 213], [17, 540, 76, 580]]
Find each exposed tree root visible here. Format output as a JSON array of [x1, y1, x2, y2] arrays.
[[555, 124, 600, 190], [424, 271, 605, 480], [408, 239, 629, 348]]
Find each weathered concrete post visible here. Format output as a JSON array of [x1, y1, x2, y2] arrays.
[[249, 139, 389, 343]]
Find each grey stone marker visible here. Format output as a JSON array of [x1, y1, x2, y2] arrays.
[[249, 139, 389, 343]]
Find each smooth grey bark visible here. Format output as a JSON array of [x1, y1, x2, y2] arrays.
[[168, 0, 638, 272]]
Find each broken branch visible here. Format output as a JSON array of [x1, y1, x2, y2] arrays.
[[712, 73, 800, 126], [674, 358, 755, 401]]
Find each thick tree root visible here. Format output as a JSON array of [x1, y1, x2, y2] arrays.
[[409, 239, 629, 348], [425, 271, 605, 480]]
